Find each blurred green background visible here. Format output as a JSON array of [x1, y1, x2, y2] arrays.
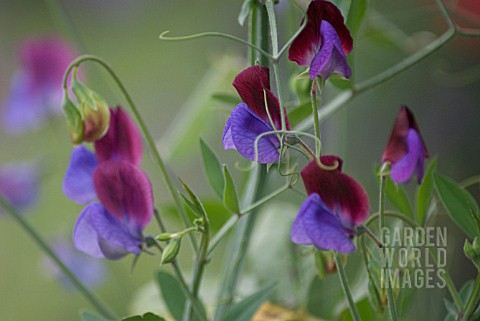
[[0, 0, 479, 320]]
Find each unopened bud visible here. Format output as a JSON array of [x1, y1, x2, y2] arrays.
[[160, 237, 181, 265], [464, 238, 480, 270], [63, 98, 84, 144], [156, 233, 174, 242], [72, 80, 111, 142]]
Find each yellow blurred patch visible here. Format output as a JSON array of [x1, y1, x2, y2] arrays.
[[252, 302, 324, 321]]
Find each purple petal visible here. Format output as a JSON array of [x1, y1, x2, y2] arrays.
[[63, 145, 98, 204], [390, 129, 424, 184], [88, 203, 143, 260], [226, 104, 280, 164], [94, 107, 143, 165], [73, 203, 105, 259], [73, 203, 142, 260], [289, 0, 353, 66], [0, 162, 39, 212], [232, 66, 288, 131], [301, 156, 370, 227], [292, 193, 355, 253], [93, 160, 154, 231], [309, 21, 351, 80], [222, 116, 235, 150], [382, 106, 428, 164]]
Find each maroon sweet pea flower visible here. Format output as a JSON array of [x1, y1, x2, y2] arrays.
[[382, 106, 428, 184], [291, 156, 370, 253], [288, 0, 353, 80], [222, 66, 289, 163], [63, 107, 153, 260]]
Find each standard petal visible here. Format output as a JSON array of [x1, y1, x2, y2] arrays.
[[289, 0, 353, 66], [309, 21, 351, 80], [232, 66, 287, 130], [72, 203, 105, 259], [94, 107, 143, 165], [88, 203, 143, 260], [228, 104, 280, 164], [390, 129, 424, 184], [301, 156, 370, 227], [93, 160, 154, 231], [63, 145, 98, 204], [301, 194, 356, 253]]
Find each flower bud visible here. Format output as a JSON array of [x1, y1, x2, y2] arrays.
[[464, 238, 480, 270], [156, 233, 174, 242], [72, 80, 111, 142], [63, 98, 84, 144], [160, 237, 181, 265]]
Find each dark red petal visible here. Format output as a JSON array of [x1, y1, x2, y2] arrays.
[[93, 160, 153, 231], [95, 107, 143, 165], [232, 66, 288, 130], [382, 106, 428, 164], [301, 156, 369, 226], [289, 0, 353, 65]]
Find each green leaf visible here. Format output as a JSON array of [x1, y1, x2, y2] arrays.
[[79, 311, 109, 321], [416, 160, 436, 225], [156, 271, 186, 321], [223, 165, 240, 213], [200, 139, 225, 199], [385, 176, 413, 219], [223, 284, 276, 321], [434, 173, 480, 238], [179, 179, 208, 219], [346, 0, 368, 39], [238, 0, 253, 26], [122, 313, 165, 321]]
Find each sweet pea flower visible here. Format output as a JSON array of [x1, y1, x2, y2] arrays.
[[382, 106, 428, 184], [291, 156, 370, 253], [2, 37, 76, 133], [222, 65, 289, 163], [63, 107, 153, 260], [288, 0, 353, 80], [0, 162, 39, 213]]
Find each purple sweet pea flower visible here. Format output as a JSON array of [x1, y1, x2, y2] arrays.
[[41, 238, 106, 290], [288, 0, 353, 80], [291, 156, 370, 253], [0, 162, 39, 213], [222, 66, 289, 163], [2, 37, 77, 133], [382, 106, 429, 184], [63, 107, 153, 260]]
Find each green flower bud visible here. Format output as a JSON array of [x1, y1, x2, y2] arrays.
[[63, 98, 84, 144], [72, 80, 111, 142], [160, 237, 181, 265], [156, 233, 174, 242], [464, 238, 480, 270]]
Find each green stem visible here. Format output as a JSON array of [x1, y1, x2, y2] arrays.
[[310, 79, 321, 158], [240, 182, 290, 215], [463, 275, 480, 320], [378, 176, 399, 321], [183, 208, 210, 321], [0, 196, 118, 320], [334, 252, 362, 321], [159, 30, 272, 60], [63, 55, 198, 252]]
